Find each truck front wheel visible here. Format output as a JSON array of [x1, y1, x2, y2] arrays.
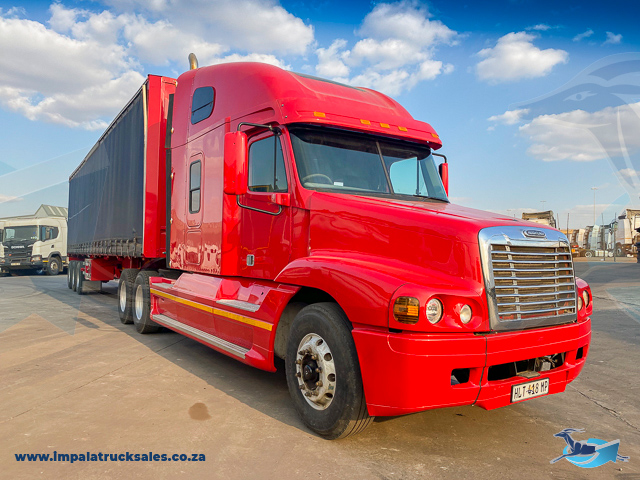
[[47, 256, 61, 276], [285, 303, 373, 439], [118, 269, 139, 324], [133, 271, 160, 334]]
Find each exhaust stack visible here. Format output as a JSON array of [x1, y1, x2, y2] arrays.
[[188, 53, 198, 70]]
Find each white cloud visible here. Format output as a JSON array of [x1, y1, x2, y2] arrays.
[[314, 1, 457, 96], [604, 31, 622, 45], [0, 194, 22, 203], [488, 108, 530, 126], [527, 24, 551, 31], [0, 15, 141, 129], [316, 39, 350, 79], [519, 102, 640, 162], [619, 168, 639, 179], [357, 1, 457, 47], [476, 32, 568, 83], [0, 1, 313, 129], [573, 29, 594, 42], [103, 0, 314, 55]]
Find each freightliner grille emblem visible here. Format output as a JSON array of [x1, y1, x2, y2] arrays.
[[523, 229, 547, 239]]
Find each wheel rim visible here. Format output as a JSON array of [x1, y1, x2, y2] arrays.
[[135, 284, 144, 320], [51, 261, 59, 273], [295, 333, 336, 410], [119, 281, 127, 311]]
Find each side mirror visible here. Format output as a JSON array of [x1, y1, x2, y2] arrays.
[[438, 161, 449, 196], [223, 131, 248, 195]]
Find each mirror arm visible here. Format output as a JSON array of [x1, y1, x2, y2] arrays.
[[432, 152, 447, 163]]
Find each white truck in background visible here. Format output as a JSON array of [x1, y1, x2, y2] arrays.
[[522, 210, 557, 228], [614, 209, 640, 256], [0, 205, 68, 276]]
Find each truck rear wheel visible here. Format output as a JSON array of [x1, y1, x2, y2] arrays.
[[67, 262, 74, 289], [118, 269, 139, 324], [71, 262, 79, 291], [47, 256, 61, 276], [133, 271, 160, 334], [76, 263, 85, 295], [285, 302, 373, 439]]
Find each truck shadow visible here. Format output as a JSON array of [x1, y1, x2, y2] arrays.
[[36, 275, 638, 463]]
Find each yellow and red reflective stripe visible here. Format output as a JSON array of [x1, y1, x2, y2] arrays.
[[150, 288, 272, 331]]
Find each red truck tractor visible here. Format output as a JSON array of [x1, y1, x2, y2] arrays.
[[67, 57, 592, 439]]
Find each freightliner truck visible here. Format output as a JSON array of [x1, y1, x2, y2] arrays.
[[67, 57, 592, 439]]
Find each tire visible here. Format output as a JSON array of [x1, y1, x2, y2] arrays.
[[71, 262, 79, 291], [47, 256, 61, 276], [132, 271, 160, 334], [76, 263, 85, 295], [585, 250, 594, 258], [285, 302, 373, 439], [118, 269, 139, 325], [67, 261, 74, 289]]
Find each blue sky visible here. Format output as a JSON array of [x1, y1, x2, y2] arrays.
[[0, 0, 638, 230]]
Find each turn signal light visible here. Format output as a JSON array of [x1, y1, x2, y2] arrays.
[[582, 290, 590, 308], [393, 297, 420, 324]]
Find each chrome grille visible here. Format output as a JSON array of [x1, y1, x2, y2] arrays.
[[479, 227, 577, 331]]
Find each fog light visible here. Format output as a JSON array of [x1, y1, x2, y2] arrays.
[[578, 296, 584, 311], [582, 290, 590, 308], [393, 296, 420, 324], [460, 304, 472, 324], [426, 298, 443, 324]]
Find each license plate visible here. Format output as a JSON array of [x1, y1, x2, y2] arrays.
[[511, 378, 549, 403]]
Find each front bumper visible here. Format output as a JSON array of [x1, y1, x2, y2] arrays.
[[352, 318, 591, 416], [0, 259, 43, 270]]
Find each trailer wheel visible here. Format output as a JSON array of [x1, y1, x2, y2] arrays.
[[285, 302, 373, 439], [67, 261, 74, 289], [47, 256, 61, 276], [71, 262, 79, 291], [76, 263, 86, 295], [585, 250, 594, 258], [133, 271, 160, 334], [118, 269, 139, 324]]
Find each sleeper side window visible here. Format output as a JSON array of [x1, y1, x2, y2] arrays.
[[189, 161, 201, 213], [248, 136, 287, 193], [191, 87, 214, 124]]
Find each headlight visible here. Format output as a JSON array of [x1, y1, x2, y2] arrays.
[[31, 255, 42, 262], [393, 296, 420, 324], [582, 290, 590, 308], [460, 304, 472, 324], [578, 296, 583, 311], [426, 298, 443, 324]]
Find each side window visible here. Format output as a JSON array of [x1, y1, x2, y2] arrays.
[[248, 136, 287, 193], [189, 161, 201, 213], [191, 87, 214, 124], [51, 227, 59, 239]]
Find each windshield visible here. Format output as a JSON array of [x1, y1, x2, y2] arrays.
[[289, 126, 448, 201], [3, 226, 38, 242]]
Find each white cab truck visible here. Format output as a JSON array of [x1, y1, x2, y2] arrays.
[[614, 209, 640, 256], [521, 210, 557, 228], [0, 215, 68, 276]]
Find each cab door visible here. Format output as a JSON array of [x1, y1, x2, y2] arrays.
[[238, 133, 291, 279]]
